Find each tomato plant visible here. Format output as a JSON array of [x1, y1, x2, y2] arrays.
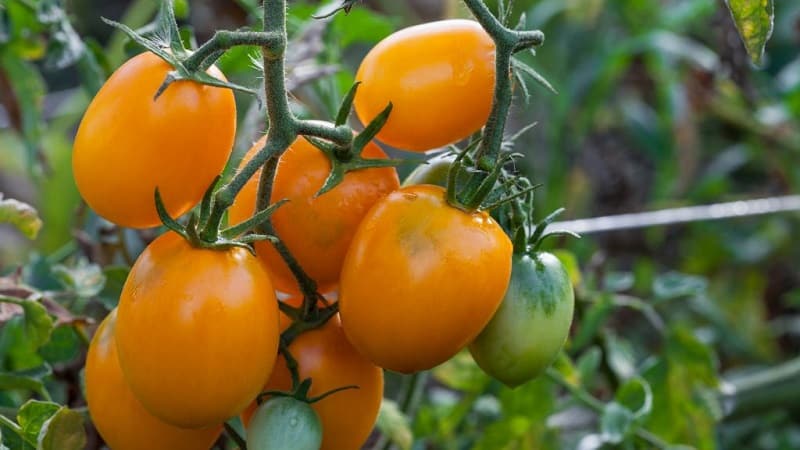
[[339, 184, 512, 373], [229, 135, 399, 294], [85, 310, 223, 450], [246, 397, 322, 450], [72, 51, 236, 228], [115, 232, 280, 428], [469, 251, 575, 387], [354, 19, 495, 152], [244, 299, 384, 450]]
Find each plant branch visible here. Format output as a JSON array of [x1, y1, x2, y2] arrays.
[[295, 120, 354, 147], [184, 30, 282, 72], [546, 368, 671, 449]]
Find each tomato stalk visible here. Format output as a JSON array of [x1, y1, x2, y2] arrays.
[[448, 0, 544, 211]]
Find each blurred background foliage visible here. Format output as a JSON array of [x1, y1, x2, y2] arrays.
[[1, 0, 799, 449]]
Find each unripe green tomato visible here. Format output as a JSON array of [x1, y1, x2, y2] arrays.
[[469, 251, 575, 387], [401, 154, 455, 187], [246, 397, 322, 450]]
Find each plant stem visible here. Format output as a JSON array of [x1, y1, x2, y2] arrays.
[[224, 421, 248, 450], [545, 368, 672, 449], [183, 30, 281, 71], [722, 357, 800, 420]]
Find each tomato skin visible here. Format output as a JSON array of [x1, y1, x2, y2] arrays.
[[401, 154, 455, 187], [229, 136, 399, 294], [243, 300, 383, 450], [246, 397, 322, 450], [86, 310, 222, 450], [469, 252, 575, 387], [73, 51, 235, 228], [115, 232, 280, 428], [339, 185, 512, 373], [355, 20, 495, 152]]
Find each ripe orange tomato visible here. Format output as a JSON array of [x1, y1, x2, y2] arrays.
[[73, 51, 235, 228], [115, 232, 280, 428], [243, 298, 384, 450], [229, 136, 399, 294], [339, 185, 512, 373], [86, 310, 222, 450], [355, 20, 495, 152]]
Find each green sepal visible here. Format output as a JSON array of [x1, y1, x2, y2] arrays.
[[222, 199, 287, 238], [154, 188, 189, 239], [313, 0, 361, 19], [198, 175, 221, 228], [335, 82, 361, 126], [511, 57, 557, 95]]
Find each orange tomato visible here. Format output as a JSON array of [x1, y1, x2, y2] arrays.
[[355, 20, 495, 152], [73, 51, 235, 228], [339, 185, 512, 373], [115, 232, 280, 428], [243, 298, 384, 450], [229, 136, 399, 294], [86, 310, 222, 450]]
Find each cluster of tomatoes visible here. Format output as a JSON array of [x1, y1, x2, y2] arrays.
[[73, 17, 574, 450]]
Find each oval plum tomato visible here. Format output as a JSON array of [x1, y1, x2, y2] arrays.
[[243, 298, 383, 450], [339, 185, 512, 373], [229, 136, 399, 294], [115, 232, 280, 428], [469, 252, 575, 387], [86, 310, 222, 450], [246, 397, 322, 450], [355, 20, 495, 152], [73, 51, 235, 228]]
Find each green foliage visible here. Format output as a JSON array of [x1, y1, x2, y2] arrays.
[[725, 0, 774, 65]]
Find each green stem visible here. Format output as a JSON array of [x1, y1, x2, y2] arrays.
[[295, 120, 353, 147], [224, 421, 248, 450], [546, 368, 671, 449], [183, 30, 281, 71], [722, 357, 800, 420]]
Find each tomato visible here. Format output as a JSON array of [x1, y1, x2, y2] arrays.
[[85, 310, 222, 450], [229, 136, 399, 294], [243, 298, 383, 450], [355, 20, 495, 152], [73, 51, 236, 228], [339, 184, 512, 373], [469, 252, 575, 387], [401, 153, 455, 187], [115, 232, 280, 428], [246, 397, 322, 450]]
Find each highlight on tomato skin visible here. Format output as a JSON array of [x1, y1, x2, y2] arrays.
[[229, 135, 400, 295], [85, 310, 223, 450], [355, 19, 495, 152], [338, 184, 513, 374], [72, 51, 236, 229], [114, 232, 281, 429]]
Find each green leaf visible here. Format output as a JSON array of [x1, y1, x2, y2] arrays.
[[331, 8, 395, 48], [600, 402, 634, 444], [604, 332, 637, 380], [725, 0, 774, 65], [0, 48, 46, 171], [0, 195, 42, 239], [17, 401, 59, 446], [376, 400, 412, 450], [653, 272, 707, 300], [433, 351, 490, 393], [19, 299, 54, 350], [51, 259, 106, 299], [576, 346, 602, 387], [615, 376, 653, 421], [37, 407, 86, 450], [0, 365, 52, 396]]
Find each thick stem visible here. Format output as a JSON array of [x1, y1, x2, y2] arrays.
[[183, 30, 281, 71], [296, 120, 354, 147]]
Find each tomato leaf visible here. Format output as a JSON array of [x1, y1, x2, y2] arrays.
[[0, 51, 46, 172], [604, 332, 637, 381], [0, 364, 52, 398], [653, 271, 707, 300], [52, 259, 105, 299], [0, 195, 43, 240], [724, 0, 774, 65], [600, 401, 634, 444], [36, 407, 86, 450], [432, 351, 490, 393], [0, 296, 55, 351], [376, 400, 413, 450], [17, 401, 60, 446]]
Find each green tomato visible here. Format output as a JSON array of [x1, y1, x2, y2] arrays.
[[246, 397, 322, 450], [469, 251, 575, 387], [401, 154, 455, 187]]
